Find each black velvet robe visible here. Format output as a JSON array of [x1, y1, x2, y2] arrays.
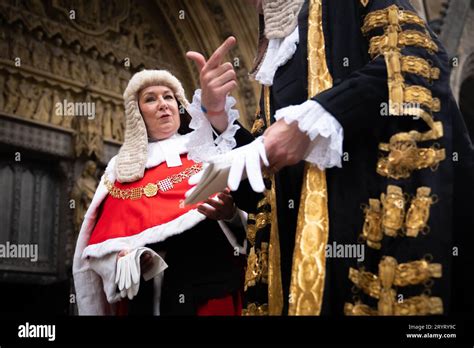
[[234, 0, 474, 316]]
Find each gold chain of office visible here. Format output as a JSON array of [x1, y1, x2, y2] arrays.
[[104, 163, 203, 200]]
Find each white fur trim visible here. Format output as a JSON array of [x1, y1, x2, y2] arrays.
[[82, 209, 207, 259]]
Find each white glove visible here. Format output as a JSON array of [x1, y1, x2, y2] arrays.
[[115, 247, 168, 300], [115, 249, 140, 300], [192, 136, 269, 193]]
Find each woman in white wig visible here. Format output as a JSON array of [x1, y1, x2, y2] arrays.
[[73, 69, 254, 315]]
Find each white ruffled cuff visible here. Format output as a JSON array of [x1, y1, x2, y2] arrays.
[[187, 89, 240, 163], [274, 100, 344, 170]]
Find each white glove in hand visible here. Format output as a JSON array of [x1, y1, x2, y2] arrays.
[[211, 136, 269, 192], [115, 248, 168, 300], [115, 249, 140, 300]]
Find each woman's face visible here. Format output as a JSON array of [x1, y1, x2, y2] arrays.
[[138, 85, 180, 140]]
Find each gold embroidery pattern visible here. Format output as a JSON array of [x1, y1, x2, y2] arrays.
[[242, 302, 269, 316], [288, 0, 332, 316], [345, 256, 442, 315], [244, 243, 269, 290]]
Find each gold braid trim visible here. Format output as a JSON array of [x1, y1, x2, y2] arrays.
[[264, 86, 284, 316], [369, 30, 439, 58], [380, 185, 406, 237], [377, 134, 446, 180], [405, 187, 437, 237], [288, 0, 332, 316], [347, 256, 443, 315], [404, 85, 441, 113], [244, 243, 269, 290], [363, 5, 439, 117], [348, 257, 442, 299], [361, 186, 437, 248], [361, 5, 426, 35], [345, 295, 443, 316], [246, 213, 257, 246], [251, 118, 265, 136], [401, 56, 440, 81]]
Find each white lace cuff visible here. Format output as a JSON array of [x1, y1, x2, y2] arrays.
[[187, 89, 240, 163], [255, 26, 299, 86], [274, 100, 344, 170]]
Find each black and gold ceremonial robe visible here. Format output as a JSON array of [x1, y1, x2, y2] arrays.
[[233, 0, 474, 316]]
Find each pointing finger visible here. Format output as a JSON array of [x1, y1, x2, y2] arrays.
[[206, 36, 236, 70], [186, 51, 207, 72]]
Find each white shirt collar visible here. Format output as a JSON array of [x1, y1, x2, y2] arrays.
[[146, 133, 190, 168]]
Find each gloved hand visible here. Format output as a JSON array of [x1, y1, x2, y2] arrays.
[[188, 136, 269, 194], [115, 247, 168, 300], [115, 249, 140, 300]]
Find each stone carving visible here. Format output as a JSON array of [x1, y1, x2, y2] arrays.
[[71, 160, 98, 236], [51, 0, 129, 36], [0, 24, 9, 59], [25, 0, 47, 16], [33, 87, 53, 123], [112, 104, 125, 142], [69, 43, 87, 82], [118, 67, 131, 94], [50, 89, 63, 126], [16, 80, 39, 119], [51, 36, 69, 77], [3, 75, 20, 114], [102, 54, 119, 92], [102, 102, 113, 139], [61, 90, 74, 128], [86, 49, 104, 88], [30, 29, 51, 71], [0, 74, 5, 110], [74, 97, 104, 158], [11, 22, 31, 64]]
